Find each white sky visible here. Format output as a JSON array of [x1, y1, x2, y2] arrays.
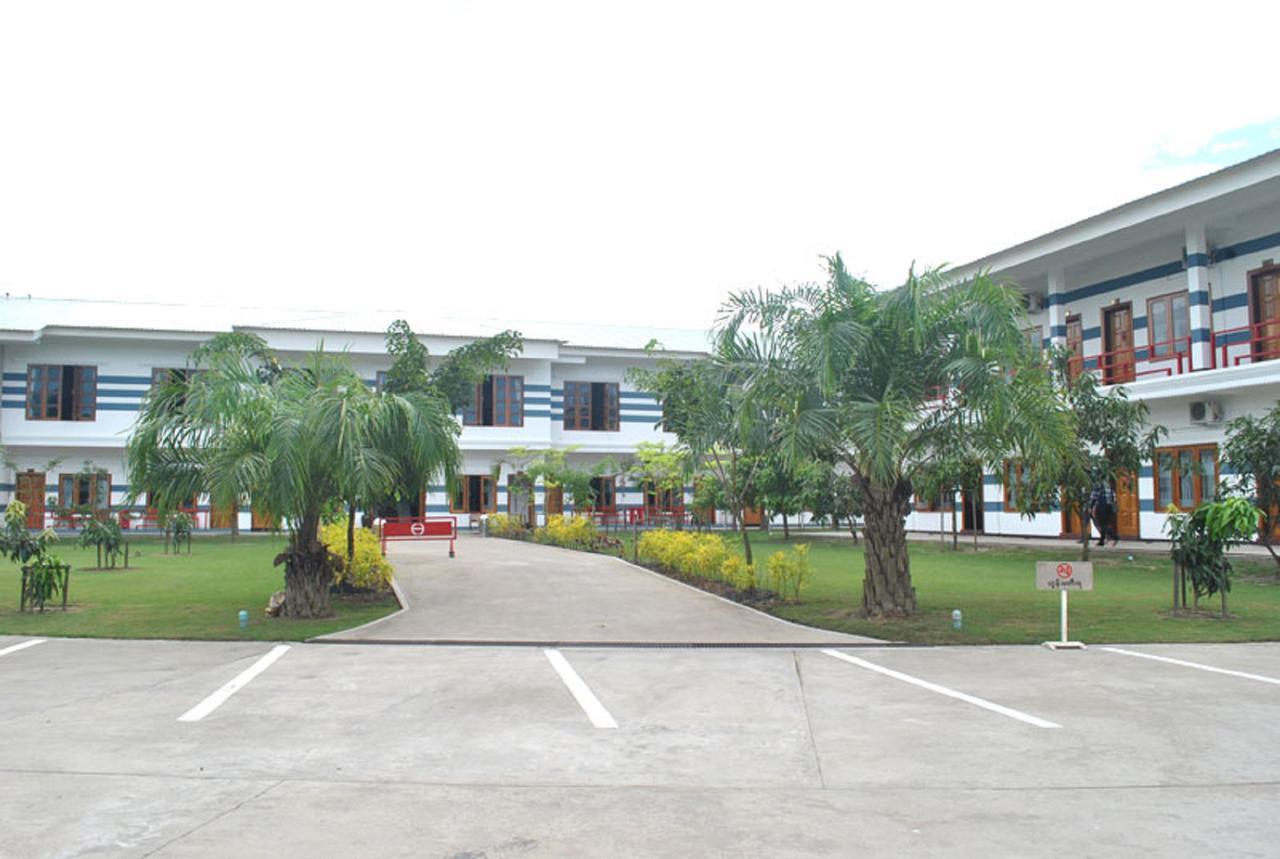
[[2, 1, 1279, 331]]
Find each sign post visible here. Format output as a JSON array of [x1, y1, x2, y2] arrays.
[[1036, 561, 1092, 650]]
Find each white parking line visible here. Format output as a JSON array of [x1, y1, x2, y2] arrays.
[[1100, 647, 1280, 686], [0, 639, 46, 658], [821, 649, 1062, 729], [178, 645, 291, 722], [544, 649, 618, 729]]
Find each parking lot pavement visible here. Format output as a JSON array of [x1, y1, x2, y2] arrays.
[[322, 536, 877, 644], [1, 637, 1278, 857]]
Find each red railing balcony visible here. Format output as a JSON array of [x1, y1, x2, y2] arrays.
[[1095, 335, 1192, 384], [1211, 322, 1280, 369]]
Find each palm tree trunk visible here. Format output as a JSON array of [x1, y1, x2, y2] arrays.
[[275, 512, 335, 618], [861, 480, 917, 616], [347, 500, 357, 563]]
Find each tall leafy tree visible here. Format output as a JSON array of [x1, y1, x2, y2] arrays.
[[1222, 401, 1280, 567], [722, 255, 1071, 616], [631, 356, 770, 564], [1043, 352, 1165, 560], [128, 346, 460, 617]]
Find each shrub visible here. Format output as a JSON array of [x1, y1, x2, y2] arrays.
[[767, 543, 811, 601], [486, 513, 529, 539], [638, 529, 758, 592], [319, 522, 394, 592], [719, 555, 757, 591], [79, 517, 126, 568], [535, 515, 598, 549]]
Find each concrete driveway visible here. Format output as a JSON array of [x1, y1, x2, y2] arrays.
[[2, 636, 1279, 857], [322, 535, 876, 645]]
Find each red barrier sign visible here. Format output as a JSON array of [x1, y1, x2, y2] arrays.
[[381, 516, 457, 558]]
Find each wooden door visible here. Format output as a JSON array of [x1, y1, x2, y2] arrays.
[[544, 485, 564, 518], [741, 506, 765, 528], [1060, 493, 1084, 539], [15, 471, 45, 528], [961, 489, 984, 533], [1065, 315, 1083, 380], [1114, 472, 1140, 539], [1251, 267, 1280, 362], [251, 507, 275, 531], [209, 502, 236, 529], [1103, 304, 1135, 384]]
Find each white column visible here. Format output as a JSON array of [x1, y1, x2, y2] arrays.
[[1047, 269, 1067, 349], [1185, 223, 1214, 371]]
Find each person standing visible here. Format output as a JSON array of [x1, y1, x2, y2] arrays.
[[1088, 480, 1118, 547]]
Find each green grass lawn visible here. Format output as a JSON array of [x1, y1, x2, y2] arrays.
[[0, 535, 398, 641], [745, 534, 1280, 644], [606, 529, 1280, 644]]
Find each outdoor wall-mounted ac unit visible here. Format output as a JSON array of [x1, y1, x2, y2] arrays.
[[1023, 292, 1044, 312], [1189, 400, 1223, 425]]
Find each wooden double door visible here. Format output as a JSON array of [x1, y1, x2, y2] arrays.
[[1060, 473, 1140, 540], [1102, 303, 1136, 384], [1251, 266, 1280, 362], [15, 471, 46, 528]]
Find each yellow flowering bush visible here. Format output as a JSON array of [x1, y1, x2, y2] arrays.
[[486, 513, 529, 539], [320, 522, 394, 592], [767, 543, 811, 601], [720, 555, 757, 591], [637, 529, 758, 592], [535, 515, 598, 549]]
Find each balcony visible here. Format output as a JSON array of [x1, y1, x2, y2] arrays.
[[1071, 323, 1280, 384]]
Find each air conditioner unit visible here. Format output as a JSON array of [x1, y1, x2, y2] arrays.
[[1189, 400, 1222, 425], [1023, 293, 1044, 312]]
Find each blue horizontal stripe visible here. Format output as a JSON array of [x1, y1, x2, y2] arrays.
[[1140, 499, 1155, 512], [1185, 252, 1210, 268], [1, 400, 23, 409], [2, 386, 23, 396], [110, 484, 129, 492], [0, 482, 14, 491], [1058, 261, 1185, 306], [1191, 328, 1213, 344], [1189, 289, 1210, 307], [524, 384, 551, 392], [2, 372, 25, 382], [984, 501, 1003, 512], [97, 375, 152, 385], [524, 396, 551, 405], [1213, 230, 1280, 262], [982, 474, 1001, 486], [97, 403, 139, 411], [621, 415, 659, 423], [621, 403, 663, 413], [1133, 315, 1147, 331], [1139, 465, 1153, 478], [619, 391, 657, 401], [1049, 325, 1067, 338], [425, 505, 451, 513], [1083, 326, 1101, 341], [1211, 292, 1249, 314], [524, 410, 551, 418], [96, 389, 144, 398]]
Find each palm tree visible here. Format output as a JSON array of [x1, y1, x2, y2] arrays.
[[721, 256, 1070, 616], [127, 345, 459, 618]]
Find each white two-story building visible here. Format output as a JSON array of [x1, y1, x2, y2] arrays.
[[905, 149, 1280, 542], [0, 303, 706, 531]]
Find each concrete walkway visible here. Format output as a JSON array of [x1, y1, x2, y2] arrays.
[[322, 536, 876, 645]]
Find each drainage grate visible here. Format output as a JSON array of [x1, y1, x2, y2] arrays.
[[306, 638, 918, 649]]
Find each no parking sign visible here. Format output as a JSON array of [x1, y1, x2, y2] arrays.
[[1036, 561, 1092, 650], [1035, 561, 1093, 591]]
